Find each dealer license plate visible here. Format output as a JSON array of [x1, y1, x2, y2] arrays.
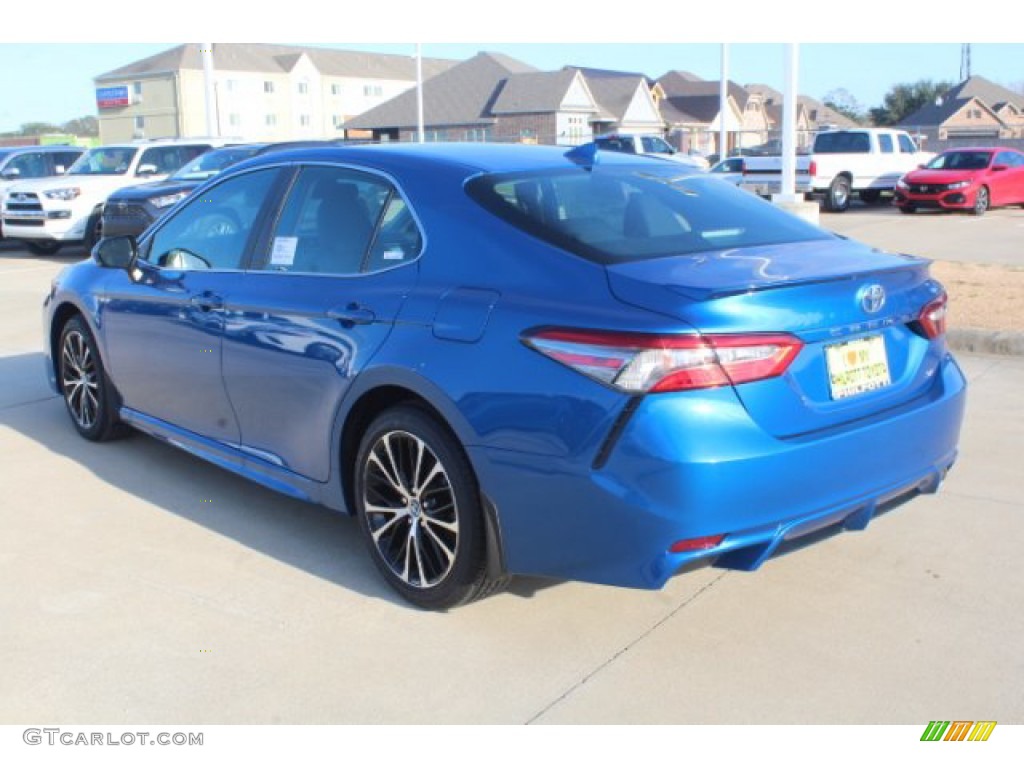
[[825, 335, 891, 400]]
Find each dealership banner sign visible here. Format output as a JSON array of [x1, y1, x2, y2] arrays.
[[96, 86, 130, 109]]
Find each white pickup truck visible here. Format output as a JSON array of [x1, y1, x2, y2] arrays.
[[740, 128, 933, 212]]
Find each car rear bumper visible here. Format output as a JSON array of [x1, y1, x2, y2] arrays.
[[472, 352, 966, 589]]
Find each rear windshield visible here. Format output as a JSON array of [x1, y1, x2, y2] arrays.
[[465, 165, 832, 265], [813, 132, 871, 154], [926, 151, 992, 171], [171, 146, 262, 180]]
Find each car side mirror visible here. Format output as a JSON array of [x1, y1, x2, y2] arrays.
[[136, 164, 158, 176], [992, 164, 1008, 172], [94, 235, 137, 270], [1, 168, 20, 179]]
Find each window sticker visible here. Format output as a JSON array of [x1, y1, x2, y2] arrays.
[[270, 236, 298, 266], [382, 247, 405, 261]]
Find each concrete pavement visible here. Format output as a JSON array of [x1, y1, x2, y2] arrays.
[[1, 244, 1021, 725]]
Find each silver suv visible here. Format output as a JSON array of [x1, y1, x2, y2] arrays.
[[0, 145, 86, 238]]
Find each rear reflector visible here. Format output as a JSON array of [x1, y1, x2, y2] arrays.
[[523, 329, 803, 394], [670, 535, 725, 553]]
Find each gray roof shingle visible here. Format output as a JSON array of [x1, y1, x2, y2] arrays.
[[491, 70, 579, 114], [96, 43, 457, 82], [345, 51, 538, 130]]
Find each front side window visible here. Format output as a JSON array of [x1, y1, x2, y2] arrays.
[[877, 134, 894, 153], [257, 165, 412, 276], [144, 168, 279, 271], [898, 134, 917, 153], [467, 165, 831, 265], [68, 147, 137, 176]]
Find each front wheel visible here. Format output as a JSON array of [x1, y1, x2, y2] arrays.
[[27, 241, 62, 255], [971, 186, 990, 216], [824, 176, 851, 212], [898, 204, 917, 215], [354, 406, 504, 610], [58, 316, 125, 441], [83, 212, 103, 250]]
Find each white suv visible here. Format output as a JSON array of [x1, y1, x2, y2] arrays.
[[3, 139, 215, 254]]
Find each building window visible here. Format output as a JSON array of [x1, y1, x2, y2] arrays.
[[225, 79, 239, 93], [331, 84, 341, 96], [332, 115, 344, 129], [297, 81, 309, 95], [363, 85, 383, 97], [133, 82, 142, 97], [134, 115, 145, 131], [266, 114, 277, 127], [228, 113, 241, 128], [264, 81, 274, 94], [299, 114, 311, 128]]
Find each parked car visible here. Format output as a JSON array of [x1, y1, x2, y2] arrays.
[[0, 145, 85, 239], [101, 141, 363, 239], [3, 139, 218, 254], [709, 156, 745, 186], [102, 144, 270, 239], [894, 147, 1024, 216], [592, 133, 706, 170], [740, 129, 934, 211], [45, 143, 966, 609]]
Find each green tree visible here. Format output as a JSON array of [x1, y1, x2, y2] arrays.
[[18, 121, 61, 136], [822, 88, 865, 124], [870, 80, 953, 126], [61, 116, 99, 136]]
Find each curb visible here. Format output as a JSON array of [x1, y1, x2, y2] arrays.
[[947, 328, 1024, 357]]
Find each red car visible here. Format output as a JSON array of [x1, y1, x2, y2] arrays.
[[894, 147, 1024, 216]]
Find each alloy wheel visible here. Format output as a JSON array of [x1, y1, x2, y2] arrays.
[[61, 329, 100, 430], [361, 429, 460, 589]]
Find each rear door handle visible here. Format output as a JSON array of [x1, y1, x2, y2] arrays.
[[190, 292, 224, 311], [326, 303, 376, 326]]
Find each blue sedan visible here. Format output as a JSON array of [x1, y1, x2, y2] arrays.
[[43, 143, 966, 609]]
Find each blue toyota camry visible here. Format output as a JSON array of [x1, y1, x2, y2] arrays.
[[43, 143, 966, 609]]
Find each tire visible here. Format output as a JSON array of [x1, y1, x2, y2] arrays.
[[824, 175, 851, 212], [859, 189, 882, 205], [354, 405, 504, 610], [57, 315, 125, 442], [971, 186, 990, 217], [83, 211, 103, 251], [26, 241, 62, 255], [898, 204, 916, 215]]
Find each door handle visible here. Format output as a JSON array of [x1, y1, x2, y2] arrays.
[[326, 303, 376, 327], [190, 292, 224, 311]]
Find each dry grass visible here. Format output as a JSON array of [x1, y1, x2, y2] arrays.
[[930, 261, 1024, 333]]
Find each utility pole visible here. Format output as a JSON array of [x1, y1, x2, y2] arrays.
[[960, 44, 971, 82], [201, 43, 218, 137], [416, 44, 425, 144]]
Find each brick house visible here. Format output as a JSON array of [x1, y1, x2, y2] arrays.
[[345, 52, 664, 146], [899, 76, 1024, 144]]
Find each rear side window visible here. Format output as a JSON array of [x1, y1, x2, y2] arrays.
[[595, 137, 635, 154], [878, 135, 894, 153], [814, 132, 871, 153], [255, 165, 422, 276], [466, 165, 831, 265]]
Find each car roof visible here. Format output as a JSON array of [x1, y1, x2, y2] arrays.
[[936, 146, 1015, 154], [0, 144, 83, 154], [234, 141, 669, 176]]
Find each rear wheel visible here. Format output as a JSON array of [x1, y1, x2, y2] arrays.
[[26, 241, 62, 255], [971, 186, 990, 216], [354, 405, 505, 610], [824, 175, 851, 212], [58, 316, 125, 441]]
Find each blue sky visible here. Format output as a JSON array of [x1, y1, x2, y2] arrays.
[[1, 0, 1020, 133]]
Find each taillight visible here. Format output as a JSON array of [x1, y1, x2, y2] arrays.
[[523, 329, 803, 394], [917, 292, 948, 339], [808, 160, 817, 177]]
